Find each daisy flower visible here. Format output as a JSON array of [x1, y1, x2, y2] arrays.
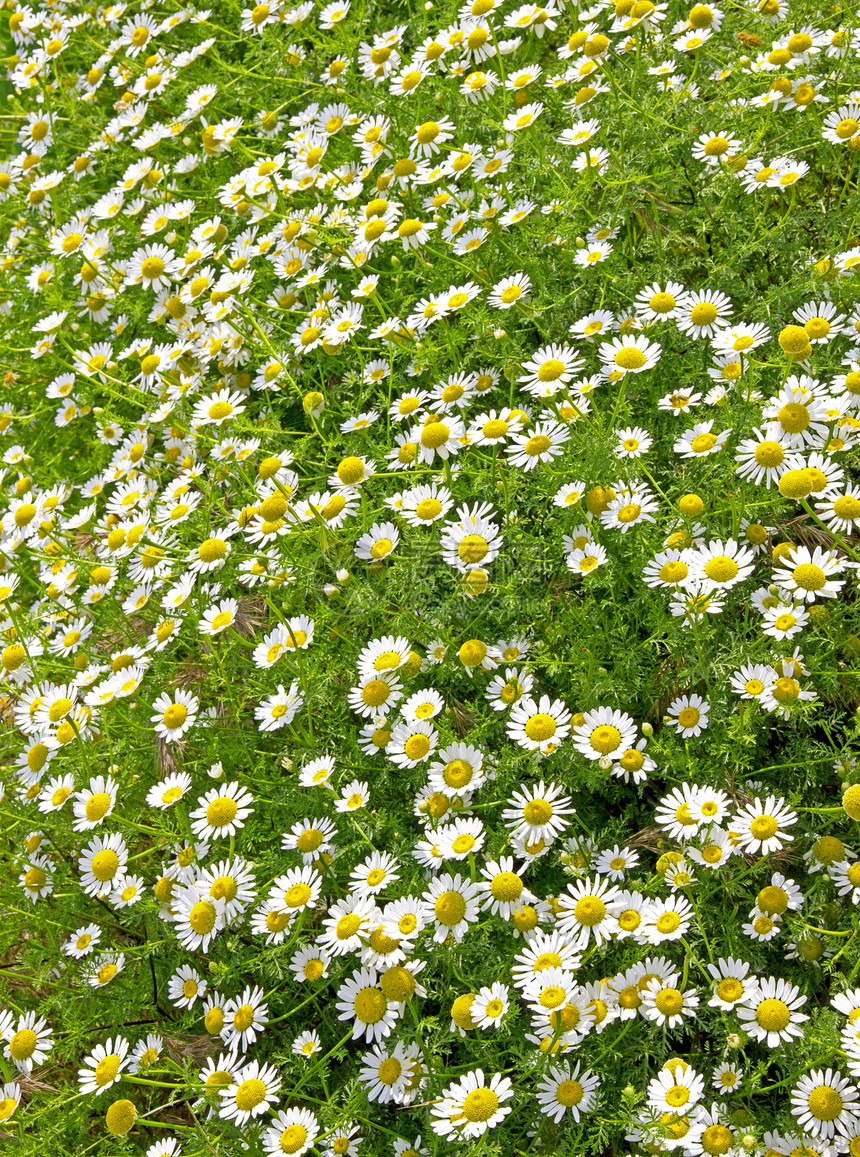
[[612, 739, 656, 784], [191, 388, 246, 427], [507, 421, 570, 469], [189, 781, 255, 840], [471, 983, 511, 1029], [501, 780, 575, 845], [737, 977, 808, 1045], [219, 1059, 280, 1126], [488, 272, 532, 309], [641, 978, 700, 1028], [773, 545, 845, 603], [666, 693, 709, 737], [675, 288, 733, 335], [477, 857, 537, 918], [64, 923, 101, 959], [440, 515, 503, 572], [647, 1064, 705, 1113], [222, 986, 270, 1053], [573, 706, 637, 762], [151, 689, 199, 742], [168, 965, 207, 1010], [537, 1059, 597, 1119], [430, 1069, 513, 1139], [77, 1036, 130, 1095], [816, 490, 860, 534], [422, 873, 482, 944], [281, 816, 337, 862], [674, 420, 731, 458], [641, 896, 694, 945], [730, 662, 777, 700], [734, 425, 789, 486], [79, 833, 128, 898], [334, 780, 371, 813], [411, 416, 466, 463], [598, 334, 661, 376], [735, 793, 798, 856], [635, 280, 686, 321], [4, 1012, 53, 1073], [762, 602, 809, 639], [601, 488, 659, 534], [336, 966, 402, 1044], [706, 958, 755, 1010], [789, 1070, 860, 1139], [255, 682, 304, 731], [355, 521, 400, 561], [518, 344, 582, 395], [615, 426, 653, 457], [360, 1040, 419, 1104], [506, 694, 572, 754]]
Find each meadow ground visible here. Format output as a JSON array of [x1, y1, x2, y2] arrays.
[[1, 0, 860, 1155]]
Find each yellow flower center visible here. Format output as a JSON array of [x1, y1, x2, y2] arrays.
[[85, 792, 112, 821], [435, 890, 467, 925], [235, 1078, 267, 1112], [793, 562, 826, 591], [755, 998, 790, 1031], [589, 724, 622, 753], [354, 987, 387, 1023], [523, 798, 553, 825], [189, 900, 217, 935], [573, 895, 606, 926], [206, 797, 238, 827], [91, 849, 119, 882], [524, 713, 557, 741], [460, 1088, 500, 1122], [691, 301, 719, 326], [94, 1055, 121, 1086], [162, 704, 188, 729]]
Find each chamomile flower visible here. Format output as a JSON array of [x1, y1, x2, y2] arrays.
[[146, 772, 193, 809], [188, 782, 252, 843], [573, 707, 637, 762], [219, 1059, 280, 1126], [647, 1064, 705, 1114], [4, 1012, 53, 1073], [77, 1036, 130, 1095], [537, 1061, 600, 1123], [151, 690, 198, 742], [666, 693, 709, 737], [507, 695, 572, 754], [422, 873, 482, 944], [168, 965, 208, 1010], [737, 977, 808, 1045], [472, 983, 512, 1029], [477, 858, 537, 918], [599, 334, 661, 376], [336, 966, 402, 1044], [557, 876, 624, 949], [430, 1069, 513, 1139], [773, 545, 845, 603]]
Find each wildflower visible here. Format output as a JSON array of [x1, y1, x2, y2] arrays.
[[666, 693, 709, 737], [737, 977, 808, 1045], [336, 966, 402, 1043], [773, 545, 845, 602], [573, 707, 637, 762], [219, 1059, 280, 1125], [430, 1069, 513, 1139], [151, 690, 198, 742], [189, 782, 255, 840], [507, 695, 572, 754], [422, 873, 482, 944], [556, 876, 623, 949]]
